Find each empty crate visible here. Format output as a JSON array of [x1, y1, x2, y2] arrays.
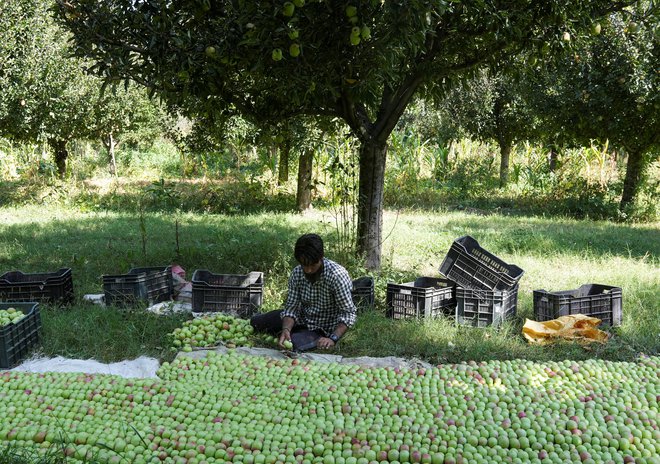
[[456, 286, 518, 328], [439, 236, 524, 291], [192, 270, 263, 318], [103, 266, 174, 307], [352, 276, 375, 311], [0, 302, 41, 369], [533, 284, 622, 327], [386, 277, 455, 320], [0, 268, 74, 305]]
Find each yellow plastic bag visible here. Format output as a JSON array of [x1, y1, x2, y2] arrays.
[[522, 314, 609, 345]]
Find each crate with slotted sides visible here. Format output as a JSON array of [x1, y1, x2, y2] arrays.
[[352, 276, 375, 311], [386, 277, 455, 320], [533, 284, 622, 327], [0, 302, 41, 369], [456, 285, 518, 328], [439, 236, 524, 291], [0, 268, 74, 305], [192, 270, 263, 318], [102, 266, 174, 307]]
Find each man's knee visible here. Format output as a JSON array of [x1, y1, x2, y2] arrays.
[[250, 310, 283, 333]]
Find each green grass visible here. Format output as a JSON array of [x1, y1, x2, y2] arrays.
[[0, 204, 658, 365], [0, 444, 68, 464]]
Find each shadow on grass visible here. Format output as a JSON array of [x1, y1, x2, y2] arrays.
[[441, 214, 659, 261], [0, 177, 298, 216], [0, 212, 302, 295], [1, 203, 657, 364], [343, 307, 653, 365]]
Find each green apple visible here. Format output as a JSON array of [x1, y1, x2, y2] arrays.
[[562, 31, 571, 42], [360, 26, 371, 40], [345, 5, 357, 17], [283, 340, 293, 350], [591, 22, 601, 35], [289, 44, 301, 57], [272, 48, 283, 61], [288, 29, 299, 40], [293, 0, 305, 7], [283, 2, 295, 17]]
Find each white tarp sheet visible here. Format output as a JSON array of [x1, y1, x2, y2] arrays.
[[12, 355, 160, 378]]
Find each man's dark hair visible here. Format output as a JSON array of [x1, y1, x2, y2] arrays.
[[294, 234, 324, 265]]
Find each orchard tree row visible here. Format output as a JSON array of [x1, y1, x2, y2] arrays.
[[0, 0, 168, 176], [1, 1, 657, 269]]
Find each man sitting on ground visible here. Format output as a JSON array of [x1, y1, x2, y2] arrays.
[[250, 233, 357, 351]]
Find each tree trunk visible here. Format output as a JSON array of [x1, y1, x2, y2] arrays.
[[357, 139, 388, 270], [548, 146, 559, 172], [620, 149, 645, 211], [48, 139, 68, 177], [103, 133, 117, 176], [498, 138, 511, 188], [278, 140, 290, 185], [268, 144, 278, 177], [296, 148, 314, 212]]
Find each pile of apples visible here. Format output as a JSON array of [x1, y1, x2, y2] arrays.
[[0, 353, 657, 464], [0, 308, 26, 327], [168, 314, 254, 352], [0, 351, 660, 464]]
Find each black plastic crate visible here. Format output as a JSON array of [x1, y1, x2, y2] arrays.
[[533, 284, 622, 327], [386, 277, 455, 320], [0, 302, 41, 369], [192, 270, 263, 318], [0, 268, 74, 305], [439, 236, 524, 291], [352, 276, 375, 311], [456, 285, 518, 328], [103, 266, 174, 307]]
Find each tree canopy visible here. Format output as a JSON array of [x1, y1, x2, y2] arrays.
[[526, 6, 659, 210], [56, 0, 632, 268], [0, 0, 97, 174]]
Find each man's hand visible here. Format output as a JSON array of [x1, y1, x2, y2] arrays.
[[317, 337, 336, 349], [278, 328, 292, 349]]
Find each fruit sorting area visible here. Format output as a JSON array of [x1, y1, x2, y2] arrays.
[[1, 352, 658, 464]]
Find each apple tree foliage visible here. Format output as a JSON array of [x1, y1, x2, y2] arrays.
[[0, 0, 168, 177], [55, 0, 633, 268], [524, 6, 659, 212], [437, 68, 535, 187], [90, 84, 170, 175], [0, 0, 98, 176]]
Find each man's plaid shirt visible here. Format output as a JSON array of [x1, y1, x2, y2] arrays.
[[281, 258, 357, 334]]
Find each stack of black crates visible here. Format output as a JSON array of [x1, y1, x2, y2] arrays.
[[0, 267, 74, 368], [387, 236, 524, 327]]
